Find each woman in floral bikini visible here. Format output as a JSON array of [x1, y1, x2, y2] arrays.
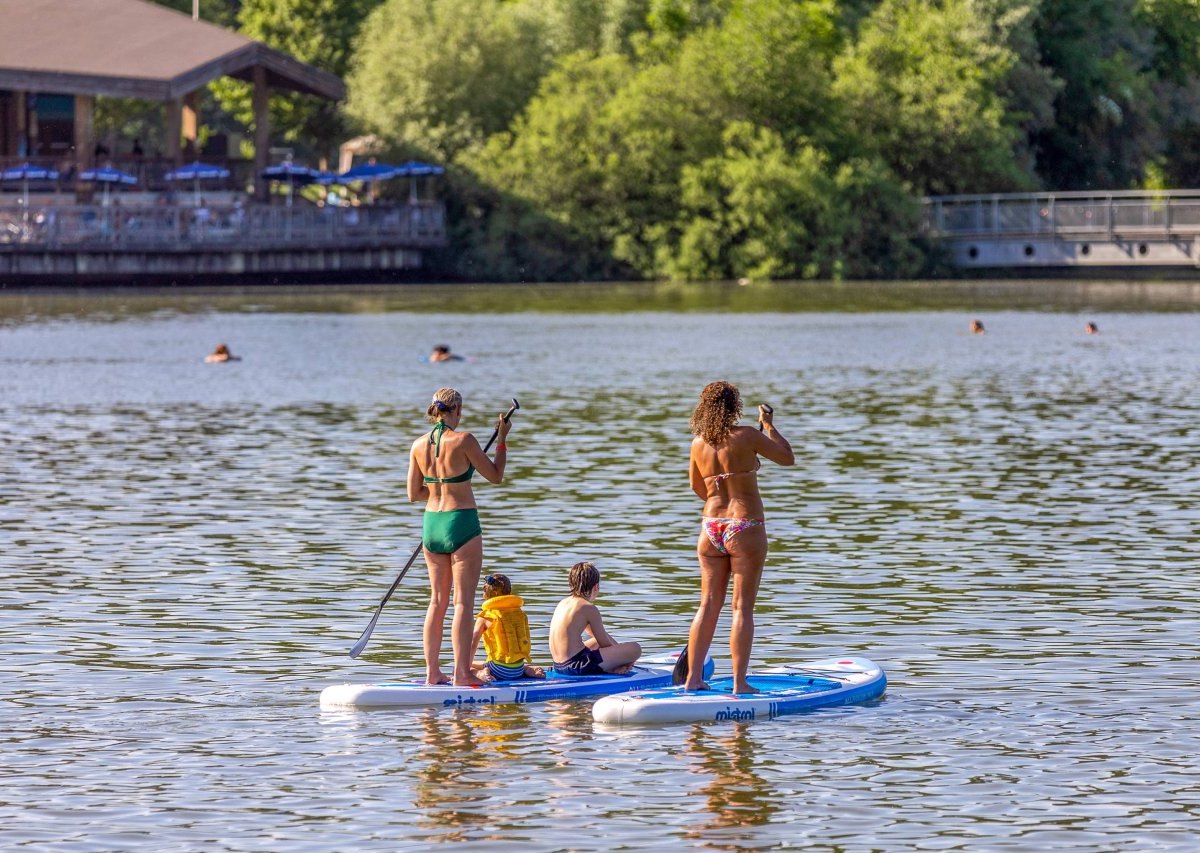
[[682, 381, 794, 694]]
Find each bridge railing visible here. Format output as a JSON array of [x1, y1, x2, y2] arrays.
[[0, 200, 447, 249], [924, 191, 1200, 238]]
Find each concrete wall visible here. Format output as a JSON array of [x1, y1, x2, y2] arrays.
[[950, 237, 1200, 269]]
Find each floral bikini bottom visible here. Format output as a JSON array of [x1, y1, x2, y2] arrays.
[[701, 517, 764, 554]]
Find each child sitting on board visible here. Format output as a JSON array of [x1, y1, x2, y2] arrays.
[[548, 561, 642, 676], [470, 573, 546, 681]]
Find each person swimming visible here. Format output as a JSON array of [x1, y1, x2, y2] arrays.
[[428, 345, 464, 363], [204, 343, 240, 363], [1085, 322, 1099, 335], [969, 319, 985, 334]]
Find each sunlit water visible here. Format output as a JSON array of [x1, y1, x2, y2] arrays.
[[2, 281, 1199, 851]]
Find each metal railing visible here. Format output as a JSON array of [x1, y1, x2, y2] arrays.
[[923, 190, 1200, 239], [0, 200, 447, 249]]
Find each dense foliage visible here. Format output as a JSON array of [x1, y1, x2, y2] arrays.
[[151, 0, 1200, 280]]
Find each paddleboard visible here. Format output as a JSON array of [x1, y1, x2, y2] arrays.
[[591, 656, 886, 725], [320, 648, 713, 710]]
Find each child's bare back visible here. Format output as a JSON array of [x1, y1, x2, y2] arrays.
[[547, 561, 641, 677]]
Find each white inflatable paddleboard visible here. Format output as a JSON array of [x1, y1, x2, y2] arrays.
[[320, 648, 713, 710], [592, 656, 886, 725]]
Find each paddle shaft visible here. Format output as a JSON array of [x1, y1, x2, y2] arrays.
[[348, 399, 519, 658]]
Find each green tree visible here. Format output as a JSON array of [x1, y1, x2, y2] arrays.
[[832, 0, 1034, 195], [666, 123, 843, 280], [1030, 0, 1159, 188], [346, 0, 550, 161], [211, 0, 383, 162]]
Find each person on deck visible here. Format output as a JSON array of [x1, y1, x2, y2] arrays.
[[683, 381, 794, 694], [407, 387, 511, 687]]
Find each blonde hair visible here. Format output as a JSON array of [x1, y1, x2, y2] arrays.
[[569, 561, 600, 597], [483, 573, 512, 598], [426, 387, 463, 422], [690, 381, 742, 445]]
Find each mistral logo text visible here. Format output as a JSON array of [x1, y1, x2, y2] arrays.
[[443, 695, 497, 707], [714, 707, 755, 721]]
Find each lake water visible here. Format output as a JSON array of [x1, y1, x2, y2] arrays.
[[3, 280, 1199, 851]]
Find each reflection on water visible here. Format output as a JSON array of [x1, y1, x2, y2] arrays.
[[684, 724, 776, 839], [2, 284, 1200, 850]]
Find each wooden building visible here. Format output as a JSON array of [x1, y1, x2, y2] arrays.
[[0, 0, 345, 197]]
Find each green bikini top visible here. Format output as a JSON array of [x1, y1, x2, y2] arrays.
[[423, 421, 476, 484]]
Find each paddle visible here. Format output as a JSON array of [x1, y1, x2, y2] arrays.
[[758, 403, 773, 432], [348, 398, 520, 659], [672, 644, 690, 685]]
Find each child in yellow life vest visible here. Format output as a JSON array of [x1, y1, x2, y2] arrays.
[[470, 574, 546, 681]]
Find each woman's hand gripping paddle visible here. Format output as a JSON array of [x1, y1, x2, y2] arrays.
[[348, 398, 520, 659], [758, 403, 773, 432]]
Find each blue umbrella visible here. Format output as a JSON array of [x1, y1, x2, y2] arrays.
[[261, 162, 321, 207], [81, 166, 138, 205], [395, 160, 445, 201], [2, 162, 60, 208], [339, 161, 401, 182], [164, 161, 232, 206], [395, 160, 446, 177]]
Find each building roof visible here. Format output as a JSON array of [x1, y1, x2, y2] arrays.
[[0, 0, 345, 101]]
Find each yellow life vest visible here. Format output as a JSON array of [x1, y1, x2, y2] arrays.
[[478, 594, 531, 666]]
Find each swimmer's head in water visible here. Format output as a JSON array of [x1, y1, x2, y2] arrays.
[[426, 387, 463, 422], [690, 380, 742, 445]]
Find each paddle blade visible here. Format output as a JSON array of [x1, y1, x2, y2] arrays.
[[671, 644, 689, 685], [348, 610, 382, 659]]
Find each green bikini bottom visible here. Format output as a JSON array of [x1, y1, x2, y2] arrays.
[[422, 508, 482, 554]]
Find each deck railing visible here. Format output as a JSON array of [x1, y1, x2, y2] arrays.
[[0, 200, 447, 249], [923, 190, 1200, 239]]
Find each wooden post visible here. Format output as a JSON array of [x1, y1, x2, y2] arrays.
[[74, 94, 94, 199], [253, 65, 270, 201], [182, 91, 200, 158], [165, 98, 183, 166]]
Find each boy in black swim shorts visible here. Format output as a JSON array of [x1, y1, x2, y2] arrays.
[[548, 561, 641, 676]]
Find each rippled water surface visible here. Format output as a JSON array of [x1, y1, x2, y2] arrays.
[[3, 281, 1199, 851]]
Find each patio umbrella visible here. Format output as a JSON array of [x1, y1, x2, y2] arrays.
[[260, 162, 320, 207], [338, 162, 401, 182], [338, 161, 403, 204], [395, 160, 445, 202], [1, 162, 61, 208], [81, 166, 138, 205], [163, 161, 231, 206]]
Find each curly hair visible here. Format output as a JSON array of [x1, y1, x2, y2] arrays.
[[425, 387, 463, 422], [569, 561, 600, 597], [689, 380, 742, 445]]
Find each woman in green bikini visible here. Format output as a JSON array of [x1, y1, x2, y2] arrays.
[[407, 387, 511, 686]]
